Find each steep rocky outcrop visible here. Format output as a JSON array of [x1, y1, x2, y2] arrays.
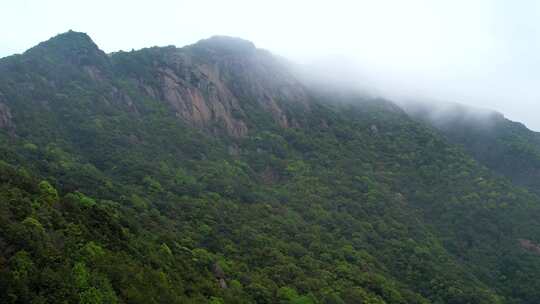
[[150, 62, 249, 137], [112, 36, 310, 137], [0, 32, 311, 138]]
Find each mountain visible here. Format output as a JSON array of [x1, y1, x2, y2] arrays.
[[2, 31, 540, 304], [404, 100, 540, 196]]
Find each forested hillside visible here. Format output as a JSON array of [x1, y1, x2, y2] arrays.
[[2, 31, 540, 304], [405, 101, 540, 196]]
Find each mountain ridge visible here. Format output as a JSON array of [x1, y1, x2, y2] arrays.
[[1, 30, 315, 138], [2, 31, 540, 304]]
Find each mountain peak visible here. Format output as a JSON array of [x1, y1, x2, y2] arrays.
[[30, 30, 98, 52], [24, 30, 108, 67], [50, 30, 95, 43], [193, 35, 256, 54]]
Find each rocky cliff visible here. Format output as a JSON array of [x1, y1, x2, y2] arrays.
[[0, 32, 311, 138], [111, 36, 310, 136]]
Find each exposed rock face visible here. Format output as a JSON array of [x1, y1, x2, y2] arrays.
[[110, 86, 138, 113], [212, 262, 227, 289], [519, 239, 540, 255], [125, 36, 311, 137], [1, 32, 312, 138], [0, 102, 13, 130], [155, 64, 249, 137], [83, 65, 107, 82]]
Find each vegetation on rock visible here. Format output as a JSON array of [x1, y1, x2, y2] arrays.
[[1, 31, 540, 303]]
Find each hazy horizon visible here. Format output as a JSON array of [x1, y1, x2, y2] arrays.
[[1, 0, 539, 130]]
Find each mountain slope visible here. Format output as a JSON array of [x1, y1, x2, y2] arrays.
[[404, 100, 540, 196], [1, 31, 540, 304]]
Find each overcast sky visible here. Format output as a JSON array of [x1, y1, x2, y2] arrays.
[[1, 0, 539, 130]]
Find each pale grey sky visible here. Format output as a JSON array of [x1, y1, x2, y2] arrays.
[[1, 0, 539, 130]]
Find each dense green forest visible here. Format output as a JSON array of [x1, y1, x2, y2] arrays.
[[2, 31, 540, 304]]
